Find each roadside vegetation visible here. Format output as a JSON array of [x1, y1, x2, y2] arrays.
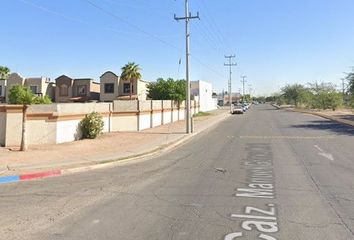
[[255, 68, 354, 111], [147, 78, 186, 101], [275, 82, 343, 110], [0, 66, 10, 79], [120, 62, 142, 100], [193, 111, 211, 117], [79, 112, 104, 139]]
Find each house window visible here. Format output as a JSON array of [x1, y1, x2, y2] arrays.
[[30, 86, 38, 94], [77, 85, 87, 96], [0, 86, 2, 96], [123, 83, 133, 94], [60, 84, 68, 96], [104, 83, 114, 94]]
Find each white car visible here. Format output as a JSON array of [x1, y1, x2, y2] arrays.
[[231, 104, 244, 114]]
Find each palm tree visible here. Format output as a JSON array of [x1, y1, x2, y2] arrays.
[[121, 62, 142, 100], [0, 66, 10, 79]]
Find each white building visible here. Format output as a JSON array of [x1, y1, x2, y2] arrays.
[[191, 80, 217, 112]]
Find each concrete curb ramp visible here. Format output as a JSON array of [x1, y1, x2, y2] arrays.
[[0, 112, 231, 185]]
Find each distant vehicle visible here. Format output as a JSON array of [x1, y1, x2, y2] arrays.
[[242, 102, 249, 110], [231, 103, 244, 114]]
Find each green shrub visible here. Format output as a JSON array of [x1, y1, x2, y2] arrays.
[[79, 112, 104, 139], [8, 85, 34, 104], [33, 95, 52, 104]]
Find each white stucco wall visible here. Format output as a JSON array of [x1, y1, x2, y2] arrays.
[[112, 115, 138, 131], [56, 119, 81, 143], [191, 80, 217, 112], [139, 114, 150, 130], [152, 113, 162, 127], [179, 109, 185, 120], [163, 111, 171, 124], [27, 119, 57, 145], [172, 110, 178, 122], [1, 101, 199, 147]]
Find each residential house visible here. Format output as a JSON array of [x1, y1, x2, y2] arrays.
[[55, 75, 73, 102], [73, 78, 100, 101], [0, 79, 6, 102], [24, 77, 55, 100], [5, 73, 25, 102], [55, 75, 100, 102], [100, 71, 119, 102], [191, 80, 217, 112], [5, 73, 55, 102], [100, 71, 148, 101]]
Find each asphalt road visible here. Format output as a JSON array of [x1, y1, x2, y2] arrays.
[[1, 104, 354, 240]]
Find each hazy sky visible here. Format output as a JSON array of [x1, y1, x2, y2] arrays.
[[2, 0, 354, 95]]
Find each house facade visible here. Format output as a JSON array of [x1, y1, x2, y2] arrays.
[[55, 75, 100, 102], [6, 73, 25, 102], [55, 75, 73, 102], [25, 77, 54, 99], [100, 71, 120, 102], [100, 71, 148, 101], [73, 78, 100, 101], [5, 73, 55, 102]]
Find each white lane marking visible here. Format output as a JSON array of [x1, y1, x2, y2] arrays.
[[230, 214, 276, 220], [314, 145, 334, 161], [224, 232, 243, 239], [92, 219, 100, 224]]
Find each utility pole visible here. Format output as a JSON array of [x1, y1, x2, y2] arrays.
[[174, 0, 200, 134], [241, 75, 247, 102], [248, 84, 253, 100], [224, 55, 237, 113]]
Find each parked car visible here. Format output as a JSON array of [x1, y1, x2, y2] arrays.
[[242, 103, 249, 111], [231, 103, 244, 114]]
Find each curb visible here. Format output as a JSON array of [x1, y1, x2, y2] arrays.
[[288, 108, 354, 128], [0, 170, 62, 185], [274, 105, 354, 128], [0, 112, 231, 185]]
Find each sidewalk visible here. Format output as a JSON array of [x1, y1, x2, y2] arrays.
[[0, 108, 230, 179]]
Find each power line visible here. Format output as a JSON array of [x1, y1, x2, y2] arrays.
[[84, 0, 181, 51], [18, 0, 148, 37], [20, 0, 226, 83], [194, 0, 226, 52], [85, 0, 226, 80]]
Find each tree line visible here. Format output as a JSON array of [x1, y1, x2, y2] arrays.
[[261, 68, 354, 110]]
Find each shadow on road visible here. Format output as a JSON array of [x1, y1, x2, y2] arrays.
[[290, 120, 354, 136], [332, 114, 354, 121]]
